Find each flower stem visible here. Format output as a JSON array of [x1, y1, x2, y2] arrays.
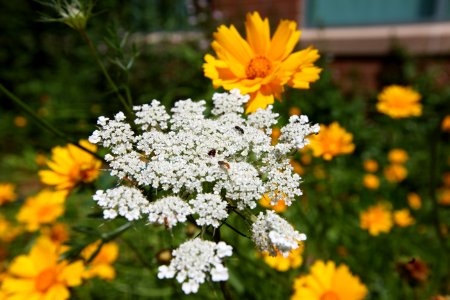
[[79, 29, 133, 115], [0, 83, 104, 161]]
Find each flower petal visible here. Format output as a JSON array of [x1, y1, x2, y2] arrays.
[[245, 12, 270, 56]]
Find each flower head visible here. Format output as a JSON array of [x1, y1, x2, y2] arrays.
[[308, 122, 355, 160], [377, 85, 422, 118], [1, 237, 84, 300], [360, 203, 393, 236], [81, 240, 119, 280], [203, 12, 321, 113], [384, 164, 408, 183], [363, 159, 378, 172], [157, 239, 232, 294], [388, 148, 409, 164], [292, 260, 368, 300], [39, 140, 101, 190], [363, 174, 380, 190], [259, 193, 287, 213], [40, 0, 93, 31], [407, 192, 422, 210], [261, 246, 303, 272], [0, 214, 22, 242], [394, 209, 415, 227], [442, 115, 450, 132], [17, 189, 67, 231], [0, 183, 17, 206]]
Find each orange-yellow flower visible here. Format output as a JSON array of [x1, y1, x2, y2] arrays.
[[377, 85, 422, 118], [292, 260, 368, 300], [259, 193, 287, 213], [407, 192, 422, 210], [438, 188, 450, 205], [271, 127, 281, 145], [388, 148, 409, 164], [0, 183, 17, 206], [441, 115, 450, 132], [363, 174, 380, 190], [308, 122, 355, 160], [16, 189, 67, 232], [363, 159, 379, 173], [289, 106, 301, 116], [394, 209, 415, 227], [41, 223, 70, 245], [39, 140, 101, 190], [261, 246, 303, 272], [203, 11, 321, 113], [384, 164, 408, 183], [290, 159, 304, 175], [81, 240, 119, 280], [1, 237, 84, 300], [360, 203, 393, 236]]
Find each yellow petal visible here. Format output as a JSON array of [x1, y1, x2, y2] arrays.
[[268, 19, 301, 62], [245, 12, 270, 55], [213, 24, 253, 66]]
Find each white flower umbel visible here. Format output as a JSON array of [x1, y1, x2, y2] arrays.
[[158, 239, 233, 294], [134, 100, 170, 130], [252, 210, 307, 257], [189, 194, 228, 228], [148, 196, 193, 228], [93, 186, 149, 221]]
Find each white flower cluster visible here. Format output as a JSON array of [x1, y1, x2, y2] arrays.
[[158, 239, 233, 294], [252, 210, 307, 257], [89, 89, 318, 293]]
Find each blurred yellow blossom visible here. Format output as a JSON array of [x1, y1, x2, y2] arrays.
[[363, 174, 380, 190], [81, 240, 119, 280], [13, 116, 27, 127], [441, 115, 450, 132], [442, 172, 450, 187], [0, 183, 17, 206], [17, 189, 67, 231], [271, 127, 281, 145], [377, 85, 422, 118], [438, 188, 450, 205], [289, 106, 301, 116], [407, 192, 422, 210], [384, 164, 408, 183], [363, 159, 379, 173], [292, 260, 368, 300], [39, 140, 101, 190], [300, 151, 312, 165], [203, 11, 321, 113], [388, 148, 409, 164], [259, 193, 287, 213], [308, 122, 355, 160], [1, 236, 84, 300], [261, 246, 303, 272], [360, 203, 393, 236], [290, 160, 304, 175], [394, 209, 415, 227], [0, 215, 22, 242]]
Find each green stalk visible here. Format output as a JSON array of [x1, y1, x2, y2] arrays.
[[79, 30, 133, 115], [0, 84, 103, 161]]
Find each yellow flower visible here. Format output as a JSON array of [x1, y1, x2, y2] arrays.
[[438, 188, 450, 205], [262, 246, 303, 272], [363, 174, 380, 190], [0, 215, 22, 242], [377, 85, 422, 118], [259, 193, 287, 213], [39, 140, 101, 190], [271, 127, 281, 145], [17, 189, 67, 232], [0, 183, 17, 206], [203, 11, 321, 113], [441, 115, 450, 132], [363, 159, 378, 173], [360, 203, 393, 236], [394, 209, 415, 227], [1, 237, 84, 300], [388, 149, 409, 164], [81, 240, 119, 280], [289, 106, 301, 116], [407, 192, 422, 210], [292, 260, 368, 300], [384, 164, 408, 183], [308, 122, 355, 160]]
